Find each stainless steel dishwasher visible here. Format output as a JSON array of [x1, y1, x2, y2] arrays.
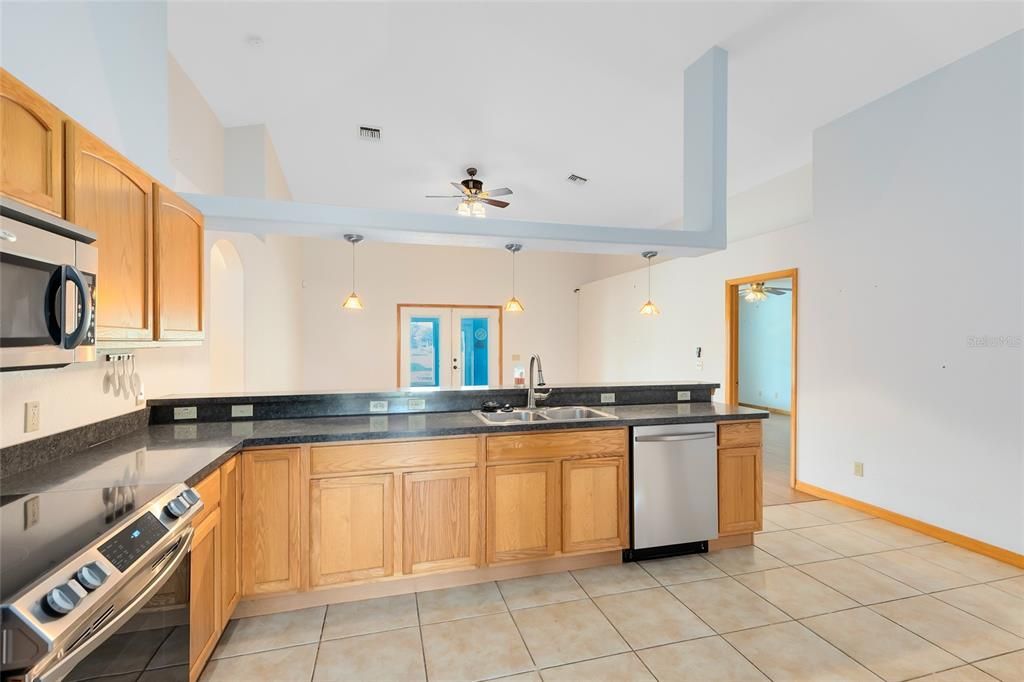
[[627, 423, 719, 560]]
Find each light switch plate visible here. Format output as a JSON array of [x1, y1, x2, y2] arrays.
[[407, 399, 426, 411], [854, 462, 864, 477], [173, 406, 197, 421], [600, 393, 615, 404], [24, 496, 39, 529], [677, 391, 691, 401], [24, 401, 40, 433], [369, 400, 388, 413], [231, 404, 254, 418]]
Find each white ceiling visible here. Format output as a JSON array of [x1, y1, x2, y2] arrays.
[[169, 2, 1023, 230]]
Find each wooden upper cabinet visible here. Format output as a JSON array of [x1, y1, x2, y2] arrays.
[[486, 461, 560, 564], [219, 456, 241, 625], [402, 468, 479, 574], [562, 457, 628, 554], [65, 121, 153, 341], [0, 69, 63, 216], [718, 446, 763, 535], [154, 185, 204, 340], [241, 449, 301, 596], [310, 473, 394, 586]]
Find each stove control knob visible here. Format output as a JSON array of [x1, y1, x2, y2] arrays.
[[180, 488, 200, 506], [43, 584, 80, 616], [76, 562, 109, 591], [165, 497, 188, 518]]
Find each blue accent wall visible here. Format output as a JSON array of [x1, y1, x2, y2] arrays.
[[738, 291, 791, 411]]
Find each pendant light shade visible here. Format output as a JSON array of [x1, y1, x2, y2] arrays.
[[639, 250, 660, 316], [504, 243, 525, 313], [342, 234, 364, 311]]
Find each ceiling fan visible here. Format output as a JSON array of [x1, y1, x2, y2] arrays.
[[739, 282, 792, 302], [426, 167, 513, 217]]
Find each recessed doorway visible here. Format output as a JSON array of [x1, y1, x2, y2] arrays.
[[725, 268, 813, 505]]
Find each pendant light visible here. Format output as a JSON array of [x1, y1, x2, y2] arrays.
[[639, 250, 660, 316], [504, 243, 525, 313], [342, 234, 364, 310]]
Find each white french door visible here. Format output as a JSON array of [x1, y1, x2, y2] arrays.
[[398, 306, 500, 388]]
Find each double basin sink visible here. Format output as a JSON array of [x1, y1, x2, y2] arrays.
[[473, 405, 617, 425]]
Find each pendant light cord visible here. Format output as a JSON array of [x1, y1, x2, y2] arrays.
[[351, 240, 357, 291], [512, 250, 516, 297]]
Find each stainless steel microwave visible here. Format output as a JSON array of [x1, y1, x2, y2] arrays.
[[0, 197, 97, 371]]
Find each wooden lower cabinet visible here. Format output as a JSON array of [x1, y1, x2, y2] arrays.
[[189, 507, 221, 682], [486, 462, 560, 564], [219, 456, 241, 624], [561, 457, 628, 554], [310, 473, 394, 586], [241, 448, 301, 595], [718, 445, 763, 535], [402, 468, 479, 574]]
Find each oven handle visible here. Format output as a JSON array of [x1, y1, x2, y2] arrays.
[[62, 265, 92, 350], [34, 528, 193, 682]]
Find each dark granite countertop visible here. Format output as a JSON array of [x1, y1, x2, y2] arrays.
[[0, 403, 766, 498]]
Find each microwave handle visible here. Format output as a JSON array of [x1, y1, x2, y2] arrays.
[[63, 265, 92, 349], [44, 266, 66, 345]]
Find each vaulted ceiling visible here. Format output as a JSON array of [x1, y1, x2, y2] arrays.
[[169, 2, 1022, 229]]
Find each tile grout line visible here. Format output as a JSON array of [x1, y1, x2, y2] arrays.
[[306, 606, 328, 682], [413, 591, 430, 682], [493, 579, 539, 673]]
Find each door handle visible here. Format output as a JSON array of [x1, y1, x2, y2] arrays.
[[634, 433, 716, 442]]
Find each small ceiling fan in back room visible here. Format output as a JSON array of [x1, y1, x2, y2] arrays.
[[739, 282, 792, 302], [426, 167, 513, 218]]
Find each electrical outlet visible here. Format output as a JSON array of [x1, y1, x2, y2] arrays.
[[677, 391, 691, 401], [407, 399, 426, 411], [231, 404, 254, 418], [696, 360, 704, 371], [854, 462, 864, 477], [173, 406, 197, 421], [24, 401, 40, 433], [369, 400, 388, 413], [600, 393, 615, 404], [24, 496, 40, 529]]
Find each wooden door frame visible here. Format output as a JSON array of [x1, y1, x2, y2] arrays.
[[724, 268, 798, 487], [396, 304, 504, 388]]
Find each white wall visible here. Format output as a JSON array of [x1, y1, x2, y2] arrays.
[[580, 32, 1023, 553], [299, 240, 633, 390], [0, 1, 172, 184], [169, 55, 225, 195]]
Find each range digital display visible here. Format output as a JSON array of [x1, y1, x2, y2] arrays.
[[98, 511, 168, 572]]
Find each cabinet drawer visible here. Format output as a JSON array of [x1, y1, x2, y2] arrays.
[[311, 438, 478, 475], [718, 422, 762, 448], [191, 469, 221, 525], [486, 428, 627, 463]]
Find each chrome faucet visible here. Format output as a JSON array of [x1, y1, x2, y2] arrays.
[[527, 354, 551, 408]]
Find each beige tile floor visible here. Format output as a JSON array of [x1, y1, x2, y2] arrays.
[[191, 501, 1023, 682]]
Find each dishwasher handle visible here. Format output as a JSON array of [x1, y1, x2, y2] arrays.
[[634, 432, 716, 443]]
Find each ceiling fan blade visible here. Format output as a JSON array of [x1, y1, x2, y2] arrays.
[[764, 287, 792, 293], [451, 181, 470, 195], [425, 195, 464, 198], [766, 290, 789, 295], [479, 198, 510, 208], [483, 188, 513, 197]]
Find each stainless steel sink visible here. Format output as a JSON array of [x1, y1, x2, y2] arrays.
[[540, 406, 617, 421], [473, 405, 617, 426], [473, 409, 549, 424]]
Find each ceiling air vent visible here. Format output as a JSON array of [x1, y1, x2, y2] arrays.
[[566, 174, 588, 185], [359, 126, 382, 142]]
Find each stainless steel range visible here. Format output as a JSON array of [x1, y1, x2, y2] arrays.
[[1, 484, 202, 682]]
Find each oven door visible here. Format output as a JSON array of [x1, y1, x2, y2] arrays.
[[0, 217, 76, 370]]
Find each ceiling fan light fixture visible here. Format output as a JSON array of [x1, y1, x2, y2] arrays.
[[470, 201, 486, 218], [504, 243, 525, 313], [456, 200, 471, 216], [639, 250, 659, 317], [743, 282, 769, 302], [342, 234, 365, 311]]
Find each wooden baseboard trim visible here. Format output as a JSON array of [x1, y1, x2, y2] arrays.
[[710, 533, 753, 551], [794, 481, 1024, 568], [738, 402, 791, 416], [234, 550, 622, 619]]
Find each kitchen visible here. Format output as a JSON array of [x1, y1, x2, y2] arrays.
[[2, 3, 1023, 682]]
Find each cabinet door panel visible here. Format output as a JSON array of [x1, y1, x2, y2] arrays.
[[220, 456, 240, 624], [154, 185, 203, 339], [310, 473, 394, 586], [189, 507, 221, 682], [241, 449, 301, 595], [0, 70, 63, 215], [402, 468, 478, 574], [486, 462, 559, 564], [65, 122, 153, 340], [562, 457, 627, 554], [718, 447, 763, 535]]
